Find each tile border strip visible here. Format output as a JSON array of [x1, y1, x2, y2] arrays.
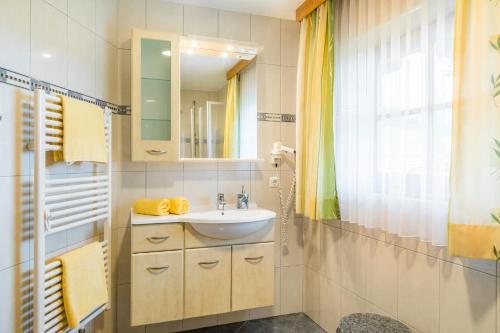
[[0, 66, 295, 122]]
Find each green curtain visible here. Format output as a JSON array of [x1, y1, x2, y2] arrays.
[[296, 0, 340, 220]]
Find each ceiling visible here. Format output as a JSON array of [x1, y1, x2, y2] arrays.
[[181, 53, 239, 92], [168, 0, 303, 20]]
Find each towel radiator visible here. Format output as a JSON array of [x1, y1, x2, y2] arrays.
[[32, 87, 112, 333]]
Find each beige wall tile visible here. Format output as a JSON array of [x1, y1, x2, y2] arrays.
[[340, 230, 366, 297], [145, 171, 184, 198], [303, 219, 321, 271], [31, 0, 68, 87], [112, 115, 146, 172], [217, 170, 251, 206], [118, 0, 145, 49], [113, 171, 146, 228], [365, 238, 398, 317], [183, 5, 218, 37], [281, 214, 303, 267], [280, 66, 297, 115], [183, 170, 217, 207], [439, 261, 496, 333], [303, 266, 320, 322], [68, 20, 96, 96], [398, 249, 439, 333], [319, 276, 341, 332], [340, 287, 366, 318], [257, 64, 280, 114], [96, 37, 118, 104], [218, 10, 251, 41], [0, 262, 31, 333], [0, 0, 30, 74], [280, 20, 299, 67], [251, 15, 281, 65], [320, 222, 342, 284], [118, 49, 131, 106], [280, 265, 303, 314], [68, 0, 96, 31], [96, 0, 118, 46], [146, 0, 183, 34]]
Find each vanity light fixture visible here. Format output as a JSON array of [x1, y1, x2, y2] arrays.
[[227, 45, 235, 51], [42, 53, 52, 59], [187, 48, 194, 54], [190, 41, 199, 48], [161, 50, 171, 56], [222, 52, 228, 57]]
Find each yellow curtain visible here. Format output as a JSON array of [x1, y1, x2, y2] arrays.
[[296, 0, 340, 221], [448, 0, 500, 260], [223, 75, 240, 158]]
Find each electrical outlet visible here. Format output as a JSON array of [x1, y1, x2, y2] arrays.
[[269, 176, 280, 188]]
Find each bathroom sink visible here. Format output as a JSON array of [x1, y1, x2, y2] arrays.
[[185, 209, 276, 239]]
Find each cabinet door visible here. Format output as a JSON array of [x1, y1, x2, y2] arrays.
[[132, 29, 180, 161], [184, 246, 231, 318], [232, 242, 274, 311], [131, 251, 183, 326]]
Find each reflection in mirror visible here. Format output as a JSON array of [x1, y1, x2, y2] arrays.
[[180, 38, 260, 159]]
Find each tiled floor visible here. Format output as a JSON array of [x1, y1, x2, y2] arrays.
[[180, 313, 327, 333]]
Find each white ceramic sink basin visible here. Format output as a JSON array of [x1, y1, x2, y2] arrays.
[[185, 209, 276, 239]]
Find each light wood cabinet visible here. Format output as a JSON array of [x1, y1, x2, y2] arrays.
[[184, 246, 231, 318], [132, 223, 183, 253], [131, 251, 183, 326], [131, 29, 180, 161], [231, 242, 274, 311]]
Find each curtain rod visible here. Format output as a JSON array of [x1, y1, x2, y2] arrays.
[[296, 0, 326, 21]]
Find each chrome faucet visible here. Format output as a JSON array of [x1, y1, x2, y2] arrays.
[[216, 193, 227, 210], [237, 185, 249, 209]]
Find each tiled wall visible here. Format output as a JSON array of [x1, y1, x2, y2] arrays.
[[0, 0, 302, 332], [303, 220, 500, 333]]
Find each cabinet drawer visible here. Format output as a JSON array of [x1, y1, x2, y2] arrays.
[[132, 223, 183, 253], [131, 251, 183, 326], [184, 246, 231, 318], [232, 242, 274, 311]]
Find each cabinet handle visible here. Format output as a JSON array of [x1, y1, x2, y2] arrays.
[[244, 256, 264, 262], [146, 266, 169, 274], [146, 149, 167, 155], [146, 236, 170, 243], [198, 260, 220, 267]]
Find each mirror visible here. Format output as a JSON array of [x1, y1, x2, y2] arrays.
[[180, 37, 260, 159]]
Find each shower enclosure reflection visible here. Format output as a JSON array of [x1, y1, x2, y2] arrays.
[[180, 37, 260, 159]]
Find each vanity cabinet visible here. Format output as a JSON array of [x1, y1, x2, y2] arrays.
[[232, 242, 274, 311], [131, 251, 183, 326], [184, 246, 231, 318], [130, 220, 275, 326], [131, 29, 180, 161]]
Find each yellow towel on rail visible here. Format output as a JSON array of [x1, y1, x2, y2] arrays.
[[169, 197, 190, 215], [54, 95, 107, 163], [133, 198, 171, 216], [56, 242, 108, 329]]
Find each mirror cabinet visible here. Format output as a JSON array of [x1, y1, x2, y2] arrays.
[[131, 29, 260, 162]]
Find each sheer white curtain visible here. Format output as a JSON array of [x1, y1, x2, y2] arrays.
[[334, 0, 455, 245]]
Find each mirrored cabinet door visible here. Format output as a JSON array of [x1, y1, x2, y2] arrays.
[[132, 29, 180, 161]]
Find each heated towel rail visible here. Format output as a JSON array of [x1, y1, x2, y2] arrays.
[[32, 88, 112, 333]]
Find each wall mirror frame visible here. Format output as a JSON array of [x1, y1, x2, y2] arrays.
[[179, 35, 263, 162]]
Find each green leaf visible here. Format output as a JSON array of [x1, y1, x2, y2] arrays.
[[494, 89, 500, 98], [495, 148, 500, 159], [491, 40, 499, 50], [491, 213, 500, 224], [494, 138, 500, 149]]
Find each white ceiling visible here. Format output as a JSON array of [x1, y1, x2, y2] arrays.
[[168, 0, 303, 20], [181, 53, 239, 91]]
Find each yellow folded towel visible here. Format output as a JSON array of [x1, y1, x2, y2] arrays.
[[169, 197, 190, 215], [56, 242, 108, 329], [133, 198, 171, 216], [54, 95, 107, 163]]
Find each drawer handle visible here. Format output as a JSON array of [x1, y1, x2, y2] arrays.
[[147, 149, 167, 155], [146, 236, 170, 243], [146, 266, 169, 274], [244, 256, 264, 263], [198, 260, 220, 267]]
